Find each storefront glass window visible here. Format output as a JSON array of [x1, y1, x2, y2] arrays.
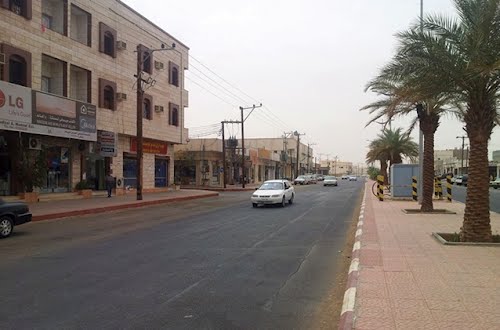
[[123, 156, 137, 188], [155, 158, 167, 187], [42, 147, 70, 193]]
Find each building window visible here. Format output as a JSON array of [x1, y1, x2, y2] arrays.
[[41, 0, 67, 35], [41, 76, 51, 92], [99, 78, 116, 111], [99, 22, 117, 58], [9, 55, 27, 86], [0, 44, 32, 87], [70, 64, 90, 103], [2, 0, 32, 19], [41, 54, 67, 96], [139, 45, 152, 74], [142, 98, 153, 120], [169, 103, 179, 126], [70, 4, 91, 46], [169, 61, 179, 87]]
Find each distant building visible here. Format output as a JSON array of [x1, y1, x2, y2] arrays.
[[492, 150, 500, 162]]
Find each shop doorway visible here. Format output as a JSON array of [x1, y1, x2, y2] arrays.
[[41, 147, 70, 193], [155, 157, 168, 187], [86, 155, 107, 190]]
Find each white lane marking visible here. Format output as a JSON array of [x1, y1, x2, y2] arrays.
[[341, 287, 357, 314], [349, 258, 359, 274]]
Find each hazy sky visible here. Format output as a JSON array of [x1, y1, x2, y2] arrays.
[[122, 0, 500, 164]]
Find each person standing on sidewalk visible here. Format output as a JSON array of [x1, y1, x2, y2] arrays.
[[105, 172, 115, 198]]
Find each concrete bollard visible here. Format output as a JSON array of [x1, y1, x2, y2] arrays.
[[412, 176, 418, 201], [377, 175, 384, 202], [446, 175, 452, 202]]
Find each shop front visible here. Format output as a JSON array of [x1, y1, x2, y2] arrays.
[[0, 81, 97, 195], [124, 137, 169, 190]]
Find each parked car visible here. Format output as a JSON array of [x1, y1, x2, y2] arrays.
[[251, 180, 295, 207], [348, 176, 358, 181], [307, 175, 317, 184], [316, 174, 325, 181], [294, 175, 310, 185], [341, 175, 349, 180], [323, 176, 338, 186], [455, 175, 468, 186], [490, 178, 500, 189], [0, 199, 32, 238]]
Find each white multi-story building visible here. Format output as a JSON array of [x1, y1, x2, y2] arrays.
[[0, 0, 189, 195]]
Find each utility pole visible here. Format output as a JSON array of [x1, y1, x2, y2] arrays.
[[239, 104, 262, 188], [221, 122, 226, 188], [136, 45, 145, 201], [457, 135, 466, 175], [306, 143, 316, 173], [294, 131, 304, 178], [334, 155, 338, 176], [135, 43, 176, 200]]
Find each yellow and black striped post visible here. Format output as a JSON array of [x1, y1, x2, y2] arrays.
[[377, 175, 384, 201], [412, 176, 418, 201], [437, 179, 443, 199], [446, 175, 452, 202]]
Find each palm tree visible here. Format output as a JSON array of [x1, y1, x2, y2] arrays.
[[388, 0, 500, 242], [366, 129, 419, 185], [361, 76, 455, 212]]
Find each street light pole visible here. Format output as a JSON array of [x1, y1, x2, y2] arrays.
[[457, 135, 466, 175]]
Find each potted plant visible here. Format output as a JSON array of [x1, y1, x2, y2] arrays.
[[17, 147, 47, 203], [75, 180, 93, 198]]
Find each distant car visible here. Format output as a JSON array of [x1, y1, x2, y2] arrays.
[[307, 175, 317, 184], [341, 175, 349, 180], [294, 175, 310, 185], [323, 176, 338, 186], [0, 199, 32, 238], [455, 175, 468, 186], [490, 178, 500, 189], [251, 180, 295, 207], [316, 175, 325, 181], [348, 176, 358, 181]]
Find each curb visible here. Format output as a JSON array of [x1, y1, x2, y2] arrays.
[[181, 186, 257, 192], [339, 185, 367, 330], [32, 192, 219, 222]]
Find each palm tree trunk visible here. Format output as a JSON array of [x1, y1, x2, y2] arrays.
[[380, 160, 388, 185], [420, 128, 435, 212], [460, 133, 492, 242]]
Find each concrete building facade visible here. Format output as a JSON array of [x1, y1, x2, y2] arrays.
[[0, 0, 189, 195]]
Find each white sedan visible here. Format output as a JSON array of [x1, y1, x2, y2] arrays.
[[251, 180, 295, 207], [323, 176, 338, 186]]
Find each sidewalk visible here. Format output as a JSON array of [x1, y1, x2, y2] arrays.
[[340, 182, 500, 330], [29, 189, 219, 222]]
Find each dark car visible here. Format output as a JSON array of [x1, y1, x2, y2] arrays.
[[0, 199, 32, 238]]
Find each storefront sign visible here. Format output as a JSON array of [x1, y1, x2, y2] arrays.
[[130, 138, 168, 154], [97, 130, 117, 157], [0, 81, 97, 141]]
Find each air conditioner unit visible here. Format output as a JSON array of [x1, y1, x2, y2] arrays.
[[154, 61, 164, 70], [116, 40, 127, 50], [116, 177, 124, 188], [0, 53, 5, 65], [154, 105, 164, 113], [116, 92, 127, 101], [28, 137, 42, 150]]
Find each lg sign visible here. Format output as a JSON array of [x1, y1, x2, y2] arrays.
[[0, 88, 24, 109]]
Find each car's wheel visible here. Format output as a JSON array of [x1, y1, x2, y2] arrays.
[[252, 203, 258, 208], [0, 216, 14, 238], [494, 186, 498, 189], [280, 196, 286, 207], [289, 193, 294, 204]]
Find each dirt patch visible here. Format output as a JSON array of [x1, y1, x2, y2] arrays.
[[433, 232, 500, 246], [403, 209, 456, 214], [309, 187, 363, 329]]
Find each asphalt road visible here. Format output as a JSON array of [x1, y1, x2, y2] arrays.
[[448, 184, 500, 213], [0, 180, 364, 330]]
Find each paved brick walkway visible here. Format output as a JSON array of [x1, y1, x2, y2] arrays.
[[345, 182, 500, 330]]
